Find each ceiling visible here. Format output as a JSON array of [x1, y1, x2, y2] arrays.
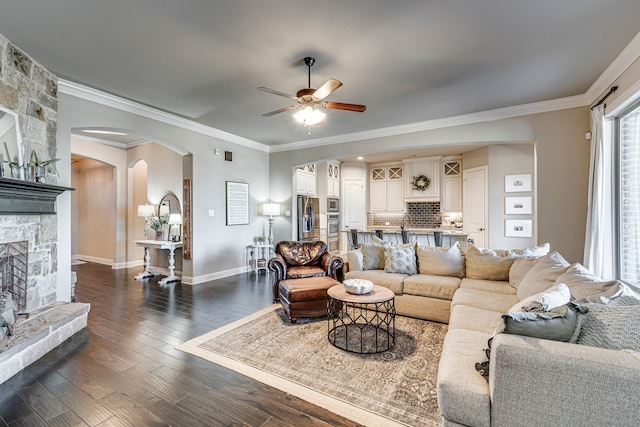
[[1, 1, 640, 149]]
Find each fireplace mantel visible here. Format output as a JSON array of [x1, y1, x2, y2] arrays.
[[0, 178, 74, 214]]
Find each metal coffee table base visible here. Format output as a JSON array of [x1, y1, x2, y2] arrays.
[[327, 298, 396, 354]]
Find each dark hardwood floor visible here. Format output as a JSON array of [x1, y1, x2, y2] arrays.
[[0, 263, 360, 426]]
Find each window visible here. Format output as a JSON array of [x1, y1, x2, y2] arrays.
[[617, 101, 640, 286]]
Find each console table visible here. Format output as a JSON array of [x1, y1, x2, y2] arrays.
[[133, 240, 183, 285]]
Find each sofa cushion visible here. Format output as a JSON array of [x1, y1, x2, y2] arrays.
[[516, 251, 570, 300], [403, 274, 461, 300], [575, 303, 640, 351], [554, 263, 640, 304], [286, 266, 326, 279], [449, 304, 504, 334], [384, 244, 417, 275], [346, 249, 364, 272], [277, 240, 327, 266], [460, 278, 516, 295], [344, 270, 407, 295], [416, 242, 465, 278], [437, 329, 492, 427], [451, 288, 518, 313], [463, 243, 549, 281], [509, 256, 542, 289], [360, 243, 385, 270]]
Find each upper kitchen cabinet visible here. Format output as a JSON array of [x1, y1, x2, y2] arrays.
[[403, 157, 441, 201], [441, 157, 462, 212], [295, 164, 317, 196], [369, 162, 404, 213], [327, 161, 340, 198]]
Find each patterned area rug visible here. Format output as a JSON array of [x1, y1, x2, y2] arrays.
[[177, 304, 447, 426]]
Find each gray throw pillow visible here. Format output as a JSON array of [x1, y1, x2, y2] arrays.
[[574, 303, 640, 350], [503, 303, 580, 342], [361, 243, 385, 270]]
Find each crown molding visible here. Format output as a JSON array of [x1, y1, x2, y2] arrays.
[[58, 79, 270, 153], [270, 94, 588, 153], [585, 30, 640, 105]]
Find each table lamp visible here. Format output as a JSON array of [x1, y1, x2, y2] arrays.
[[262, 203, 280, 246], [168, 213, 182, 242], [137, 204, 156, 239]]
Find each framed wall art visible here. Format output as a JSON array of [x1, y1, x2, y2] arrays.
[[505, 174, 532, 192], [226, 181, 249, 225], [505, 196, 532, 215], [505, 219, 533, 238]]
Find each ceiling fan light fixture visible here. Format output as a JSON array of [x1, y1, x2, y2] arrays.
[[293, 106, 325, 126]]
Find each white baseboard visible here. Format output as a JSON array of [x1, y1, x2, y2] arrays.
[[181, 266, 248, 285], [73, 254, 113, 266]]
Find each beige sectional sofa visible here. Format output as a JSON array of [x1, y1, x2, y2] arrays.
[[345, 242, 640, 426]]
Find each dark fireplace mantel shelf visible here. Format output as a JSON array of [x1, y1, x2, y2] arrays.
[[0, 178, 74, 215]]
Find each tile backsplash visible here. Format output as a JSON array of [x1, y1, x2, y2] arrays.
[[367, 202, 442, 228]]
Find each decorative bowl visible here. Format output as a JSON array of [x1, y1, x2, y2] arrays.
[[343, 279, 374, 295]]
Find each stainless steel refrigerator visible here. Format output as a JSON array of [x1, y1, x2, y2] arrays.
[[297, 196, 320, 241]]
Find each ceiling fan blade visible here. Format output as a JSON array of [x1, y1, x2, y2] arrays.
[[262, 105, 299, 117], [323, 102, 366, 112], [312, 79, 343, 101], [257, 86, 298, 101]]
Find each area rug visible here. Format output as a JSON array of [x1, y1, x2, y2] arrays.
[[177, 304, 447, 426]]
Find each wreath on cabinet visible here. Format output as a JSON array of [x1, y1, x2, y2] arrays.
[[411, 174, 431, 191]]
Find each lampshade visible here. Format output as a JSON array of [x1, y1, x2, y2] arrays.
[[168, 213, 182, 225], [294, 106, 325, 126], [158, 204, 170, 217], [262, 203, 280, 217], [137, 204, 155, 218]]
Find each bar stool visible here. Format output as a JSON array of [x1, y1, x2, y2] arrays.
[[433, 231, 443, 247], [347, 229, 360, 249]]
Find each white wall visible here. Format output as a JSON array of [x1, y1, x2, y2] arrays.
[[59, 91, 270, 284]]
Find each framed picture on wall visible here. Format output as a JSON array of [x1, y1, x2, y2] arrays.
[[226, 181, 249, 225], [505, 196, 532, 214], [505, 219, 533, 237], [505, 174, 532, 192]]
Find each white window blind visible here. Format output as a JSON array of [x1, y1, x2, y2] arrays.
[[619, 104, 640, 285]]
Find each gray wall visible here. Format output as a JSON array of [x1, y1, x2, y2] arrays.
[[270, 107, 590, 263]]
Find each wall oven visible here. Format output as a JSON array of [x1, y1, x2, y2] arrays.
[[327, 213, 339, 252], [327, 198, 339, 212]]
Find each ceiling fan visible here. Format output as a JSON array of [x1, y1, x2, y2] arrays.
[[258, 57, 366, 126]]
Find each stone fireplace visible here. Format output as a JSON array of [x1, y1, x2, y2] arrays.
[[0, 32, 89, 384]]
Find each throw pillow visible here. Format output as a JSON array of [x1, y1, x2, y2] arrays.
[[416, 242, 465, 278], [574, 303, 640, 351], [516, 251, 570, 300], [463, 243, 550, 281], [502, 303, 580, 342], [509, 256, 543, 289], [554, 263, 640, 304], [384, 245, 417, 275], [361, 243, 385, 270]]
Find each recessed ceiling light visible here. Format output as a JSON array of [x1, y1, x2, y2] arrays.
[[82, 129, 128, 136], [357, 156, 364, 160]]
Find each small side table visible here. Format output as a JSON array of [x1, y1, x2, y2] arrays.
[[327, 284, 396, 354], [248, 244, 272, 273]]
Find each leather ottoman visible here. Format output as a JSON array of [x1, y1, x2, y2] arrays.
[[278, 276, 341, 323]]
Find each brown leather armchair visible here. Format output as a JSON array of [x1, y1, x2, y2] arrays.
[[268, 240, 344, 303]]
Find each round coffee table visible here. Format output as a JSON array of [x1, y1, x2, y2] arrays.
[[327, 284, 396, 354]]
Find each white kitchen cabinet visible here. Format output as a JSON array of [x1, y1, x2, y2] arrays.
[[295, 164, 316, 195], [327, 162, 340, 198], [403, 157, 441, 200], [441, 158, 462, 212], [369, 163, 404, 213]]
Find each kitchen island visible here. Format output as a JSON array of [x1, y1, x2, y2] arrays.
[[343, 227, 468, 249]]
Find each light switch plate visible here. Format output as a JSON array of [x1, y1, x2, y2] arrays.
[[214, 148, 221, 155], [208, 209, 215, 216]]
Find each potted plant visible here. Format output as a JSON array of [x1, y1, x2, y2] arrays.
[[29, 150, 60, 183], [253, 235, 266, 245]]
